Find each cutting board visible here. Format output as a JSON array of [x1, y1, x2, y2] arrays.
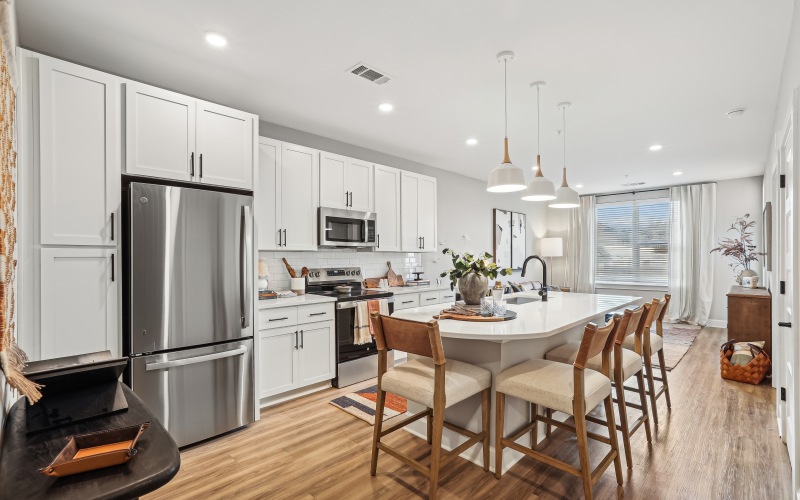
[[386, 262, 404, 287], [434, 313, 504, 322]]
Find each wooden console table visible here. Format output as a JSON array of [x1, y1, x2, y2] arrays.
[[727, 286, 771, 357]]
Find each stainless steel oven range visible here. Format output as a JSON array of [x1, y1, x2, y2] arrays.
[[305, 267, 394, 387]]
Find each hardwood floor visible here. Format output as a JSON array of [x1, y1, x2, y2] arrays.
[[144, 327, 791, 499]]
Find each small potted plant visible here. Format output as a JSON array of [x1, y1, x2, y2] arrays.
[[439, 249, 512, 305], [711, 213, 766, 285]]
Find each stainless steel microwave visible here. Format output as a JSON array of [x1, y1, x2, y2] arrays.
[[318, 207, 377, 248]]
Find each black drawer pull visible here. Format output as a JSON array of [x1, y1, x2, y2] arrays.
[[402, 300, 414, 304], [309, 312, 327, 316], [779, 322, 792, 328], [269, 317, 289, 322], [426, 297, 437, 301]]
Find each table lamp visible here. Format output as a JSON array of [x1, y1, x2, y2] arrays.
[[539, 237, 563, 286]]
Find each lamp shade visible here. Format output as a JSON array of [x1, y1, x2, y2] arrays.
[[487, 162, 527, 192], [540, 237, 563, 257], [549, 185, 580, 208], [521, 176, 556, 201]]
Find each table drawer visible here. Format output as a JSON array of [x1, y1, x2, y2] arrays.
[[259, 307, 298, 330], [419, 291, 440, 305], [297, 303, 334, 325], [394, 294, 420, 310], [439, 290, 456, 304]]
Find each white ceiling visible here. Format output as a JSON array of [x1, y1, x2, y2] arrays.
[[18, 0, 794, 194]]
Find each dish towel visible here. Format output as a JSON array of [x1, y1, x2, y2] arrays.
[[355, 299, 391, 345]]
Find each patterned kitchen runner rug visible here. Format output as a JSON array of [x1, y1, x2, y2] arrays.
[[330, 385, 407, 425], [656, 323, 702, 371]]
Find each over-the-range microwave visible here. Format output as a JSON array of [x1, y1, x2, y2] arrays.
[[318, 207, 377, 248]]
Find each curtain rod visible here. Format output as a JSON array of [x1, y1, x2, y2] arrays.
[[582, 181, 718, 199]]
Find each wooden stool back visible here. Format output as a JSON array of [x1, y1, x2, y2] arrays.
[[574, 315, 621, 376], [617, 303, 651, 355], [370, 313, 445, 365], [654, 294, 671, 336]]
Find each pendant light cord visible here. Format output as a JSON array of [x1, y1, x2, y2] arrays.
[[536, 85, 540, 155], [562, 105, 566, 167], [504, 59, 508, 138]]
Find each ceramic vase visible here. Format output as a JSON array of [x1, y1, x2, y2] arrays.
[[458, 272, 488, 305]]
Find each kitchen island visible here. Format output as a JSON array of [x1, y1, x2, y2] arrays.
[[391, 291, 643, 473]]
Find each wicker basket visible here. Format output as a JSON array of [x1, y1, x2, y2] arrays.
[[720, 339, 771, 385]]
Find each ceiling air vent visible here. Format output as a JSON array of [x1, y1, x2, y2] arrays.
[[621, 181, 646, 187], [348, 62, 392, 85]]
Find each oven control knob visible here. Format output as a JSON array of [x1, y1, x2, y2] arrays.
[[345, 270, 352, 276], [356, 270, 361, 275], [314, 271, 320, 277]]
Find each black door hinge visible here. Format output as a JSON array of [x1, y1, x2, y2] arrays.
[[781, 281, 786, 294], [781, 387, 787, 401], [781, 174, 786, 188]]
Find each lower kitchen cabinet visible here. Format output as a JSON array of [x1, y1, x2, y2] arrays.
[[297, 323, 335, 386]]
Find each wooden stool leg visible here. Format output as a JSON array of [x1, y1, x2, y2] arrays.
[[614, 374, 633, 468], [530, 402, 539, 450], [495, 391, 505, 479], [643, 350, 659, 425], [371, 388, 386, 476], [482, 389, 490, 472], [545, 408, 553, 437], [574, 410, 594, 500], [657, 349, 672, 408], [427, 410, 433, 445], [603, 394, 624, 486], [636, 369, 652, 442], [429, 402, 445, 499]]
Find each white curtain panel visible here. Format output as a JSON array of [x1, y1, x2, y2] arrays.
[[667, 183, 716, 325], [567, 196, 595, 293]]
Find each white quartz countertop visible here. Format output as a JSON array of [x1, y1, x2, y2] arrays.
[[391, 292, 643, 341], [386, 284, 453, 295], [258, 294, 337, 310]]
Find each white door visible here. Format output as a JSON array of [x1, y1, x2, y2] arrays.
[[38, 57, 119, 246], [124, 81, 196, 182], [401, 171, 420, 252], [346, 158, 374, 212], [418, 175, 438, 253], [256, 138, 281, 250], [319, 151, 347, 209], [196, 100, 254, 190], [40, 248, 118, 360], [280, 143, 319, 251], [259, 328, 298, 398], [374, 164, 401, 251], [297, 322, 334, 386]]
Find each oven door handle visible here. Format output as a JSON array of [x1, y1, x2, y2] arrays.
[[336, 298, 395, 310]]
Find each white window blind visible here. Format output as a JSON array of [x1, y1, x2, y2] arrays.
[[595, 198, 670, 286]]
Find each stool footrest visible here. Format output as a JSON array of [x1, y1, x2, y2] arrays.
[[377, 442, 430, 477], [379, 408, 431, 438], [542, 414, 611, 446]]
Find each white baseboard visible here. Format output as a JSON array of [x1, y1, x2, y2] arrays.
[[705, 319, 727, 328], [259, 381, 332, 408]]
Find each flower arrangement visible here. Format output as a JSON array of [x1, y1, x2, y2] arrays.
[[710, 213, 765, 283], [439, 248, 512, 291]]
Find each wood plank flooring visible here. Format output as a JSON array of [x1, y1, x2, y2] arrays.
[[144, 327, 791, 499]]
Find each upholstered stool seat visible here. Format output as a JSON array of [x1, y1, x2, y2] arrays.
[[546, 341, 643, 380], [382, 358, 491, 409], [622, 330, 663, 353], [496, 359, 611, 416]]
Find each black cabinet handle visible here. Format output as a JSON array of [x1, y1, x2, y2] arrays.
[[779, 322, 792, 328], [300, 330, 304, 349], [269, 317, 289, 322], [110, 253, 115, 282], [190, 152, 195, 177], [199, 153, 203, 178], [422, 236, 425, 249], [377, 234, 380, 248], [110, 213, 114, 241], [283, 229, 287, 246], [402, 300, 414, 304], [426, 297, 436, 301], [309, 312, 327, 317], [294, 331, 298, 349], [349, 192, 353, 207]]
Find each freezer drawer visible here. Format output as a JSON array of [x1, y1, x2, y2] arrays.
[[130, 339, 254, 447]]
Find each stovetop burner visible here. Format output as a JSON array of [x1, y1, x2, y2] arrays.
[[305, 266, 393, 302]]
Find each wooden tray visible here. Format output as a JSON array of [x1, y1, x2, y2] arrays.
[[435, 311, 517, 322]]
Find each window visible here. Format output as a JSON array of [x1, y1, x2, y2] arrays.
[[595, 197, 670, 286]]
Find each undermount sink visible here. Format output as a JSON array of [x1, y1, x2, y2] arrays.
[[505, 296, 540, 305]]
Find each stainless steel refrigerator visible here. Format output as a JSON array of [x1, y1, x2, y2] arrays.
[[126, 181, 255, 448]]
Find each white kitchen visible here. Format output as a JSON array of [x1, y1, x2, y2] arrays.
[[1, 2, 799, 499]]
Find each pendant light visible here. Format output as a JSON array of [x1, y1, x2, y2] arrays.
[[550, 102, 580, 208], [487, 51, 526, 193], [522, 81, 556, 201]]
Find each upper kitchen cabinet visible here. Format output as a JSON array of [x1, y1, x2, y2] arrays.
[[124, 81, 256, 190], [373, 164, 401, 251], [401, 171, 437, 252], [256, 137, 319, 251], [37, 56, 120, 246], [319, 153, 373, 212]]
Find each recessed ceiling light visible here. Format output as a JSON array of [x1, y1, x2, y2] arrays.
[[204, 32, 228, 48], [649, 144, 663, 151], [466, 138, 478, 146], [575, 184, 584, 188], [727, 108, 746, 118], [378, 103, 394, 113], [673, 171, 683, 176]]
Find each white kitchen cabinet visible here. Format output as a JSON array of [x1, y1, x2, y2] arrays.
[[374, 164, 401, 251], [420, 290, 440, 306], [394, 294, 420, 311], [40, 248, 118, 360], [439, 289, 457, 304], [259, 326, 299, 397], [346, 158, 374, 212], [297, 322, 335, 386], [401, 171, 438, 252], [38, 56, 119, 246], [319, 151, 348, 209], [196, 100, 254, 190], [256, 138, 280, 250]]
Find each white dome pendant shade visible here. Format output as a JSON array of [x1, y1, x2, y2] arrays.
[[487, 51, 526, 193], [521, 81, 556, 201], [550, 101, 580, 208]]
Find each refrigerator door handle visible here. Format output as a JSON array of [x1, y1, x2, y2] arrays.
[[145, 345, 248, 371], [241, 205, 253, 328]]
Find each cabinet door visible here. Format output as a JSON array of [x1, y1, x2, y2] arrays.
[[280, 143, 319, 250], [196, 100, 254, 190], [297, 322, 334, 386], [259, 327, 298, 398], [319, 151, 347, 209], [394, 294, 420, 310], [256, 138, 281, 250], [124, 81, 195, 182], [346, 158, 374, 212], [374, 164, 401, 251], [39, 57, 119, 246], [40, 248, 118, 360], [401, 172, 420, 251], [418, 175, 437, 252]]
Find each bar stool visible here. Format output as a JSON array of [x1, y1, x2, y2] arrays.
[[495, 316, 624, 499], [622, 294, 672, 425], [369, 312, 492, 499], [545, 304, 652, 468]]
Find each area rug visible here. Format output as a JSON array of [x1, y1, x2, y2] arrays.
[[655, 323, 702, 371], [330, 385, 407, 425]]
